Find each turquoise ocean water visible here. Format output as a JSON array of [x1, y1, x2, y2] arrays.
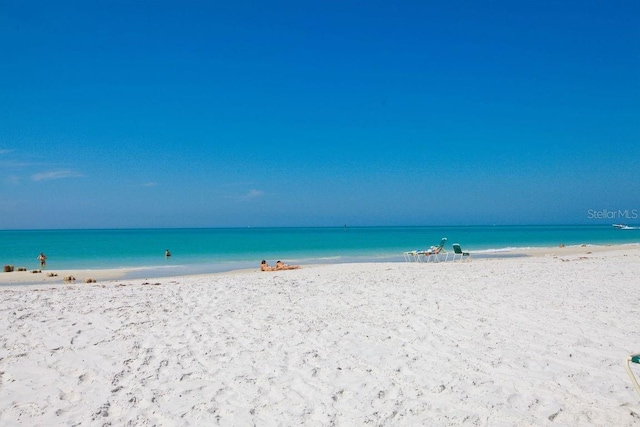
[[1, 225, 639, 279]]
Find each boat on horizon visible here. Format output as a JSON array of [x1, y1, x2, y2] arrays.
[[613, 224, 640, 230]]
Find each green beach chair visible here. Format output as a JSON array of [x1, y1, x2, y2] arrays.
[[626, 353, 640, 397], [452, 243, 470, 261]]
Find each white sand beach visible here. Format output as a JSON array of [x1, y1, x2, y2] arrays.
[[1, 246, 640, 426]]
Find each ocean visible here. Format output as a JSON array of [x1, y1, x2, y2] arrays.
[[1, 225, 638, 278]]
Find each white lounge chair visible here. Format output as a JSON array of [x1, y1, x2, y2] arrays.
[[417, 238, 448, 263], [403, 250, 420, 262], [626, 353, 640, 397]]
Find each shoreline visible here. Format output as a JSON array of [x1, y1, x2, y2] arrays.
[[1, 242, 636, 288], [2, 225, 639, 282]]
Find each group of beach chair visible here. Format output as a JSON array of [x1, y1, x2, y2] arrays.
[[403, 237, 470, 263]]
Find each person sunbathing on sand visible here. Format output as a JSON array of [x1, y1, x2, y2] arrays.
[[275, 260, 300, 270], [261, 260, 300, 271], [261, 260, 275, 271]]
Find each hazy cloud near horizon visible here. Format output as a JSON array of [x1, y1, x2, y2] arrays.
[[31, 170, 84, 182], [236, 189, 265, 201]]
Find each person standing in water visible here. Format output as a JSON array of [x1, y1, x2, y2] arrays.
[[37, 252, 47, 268]]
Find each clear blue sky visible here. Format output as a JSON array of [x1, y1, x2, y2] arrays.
[[1, 1, 638, 229]]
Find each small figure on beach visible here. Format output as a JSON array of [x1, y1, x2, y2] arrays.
[[165, 249, 172, 257], [261, 260, 275, 271], [261, 260, 301, 271], [275, 260, 300, 270], [37, 252, 47, 268], [423, 246, 437, 255]]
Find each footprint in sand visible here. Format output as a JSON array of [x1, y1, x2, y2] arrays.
[[92, 402, 110, 420], [59, 389, 82, 403], [507, 393, 526, 409], [70, 330, 82, 345]]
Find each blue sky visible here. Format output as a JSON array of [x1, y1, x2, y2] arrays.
[[1, 1, 638, 228]]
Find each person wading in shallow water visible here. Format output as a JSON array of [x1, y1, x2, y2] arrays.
[[37, 252, 47, 268]]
